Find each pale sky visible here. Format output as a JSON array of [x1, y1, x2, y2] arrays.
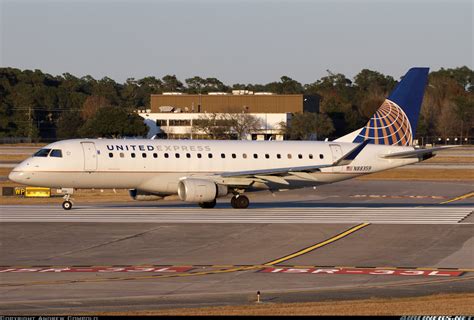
[[1, 0, 472, 84]]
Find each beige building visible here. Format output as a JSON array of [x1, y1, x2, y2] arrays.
[[150, 92, 319, 114], [140, 92, 320, 140]]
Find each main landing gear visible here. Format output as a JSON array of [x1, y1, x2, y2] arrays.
[[199, 199, 217, 209], [231, 194, 249, 209], [198, 194, 250, 209]]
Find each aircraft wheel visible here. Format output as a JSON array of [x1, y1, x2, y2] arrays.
[[199, 199, 216, 209], [62, 200, 72, 210], [231, 195, 249, 209]]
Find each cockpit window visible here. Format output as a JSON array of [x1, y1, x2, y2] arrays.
[[50, 149, 63, 158], [33, 149, 51, 157]]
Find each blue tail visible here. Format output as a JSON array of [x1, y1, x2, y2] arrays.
[[353, 67, 429, 146]]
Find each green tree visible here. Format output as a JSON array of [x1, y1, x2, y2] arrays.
[[423, 71, 470, 137], [92, 76, 121, 105], [353, 69, 396, 93], [430, 66, 473, 92], [81, 96, 111, 120], [283, 112, 334, 140], [161, 75, 183, 92], [121, 78, 141, 107], [353, 69, 396, 120], [203, 77, 228, 92], [265, 76, 304, 94], [79, 106, 148, 138], [56, 112, 84, 139], [185, 76, 206, 93], [137, 76, 163, 107], [453, 95, 474, 139]]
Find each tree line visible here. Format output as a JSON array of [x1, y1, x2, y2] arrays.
[[0, 66, 472, 141]]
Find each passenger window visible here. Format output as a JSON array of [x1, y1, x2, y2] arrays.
[[221, 153, 225, 159], [197, 153, 202, 158], [109, 153, 114, 158], [287, 154, 292, 159], [153, 153, 157, 158], [120, 152, 125, 158], [33, 149, 51, 157], [242, 153, 247, 159], [142, 153, 147, 158], [50, 149, 63, 158], [164, 153, 169, 158], [131, 153, 136, 158], [277, 154, 281, 159], [232, 153, 236, 159], [186, 153, 191, 158], [253, 154, 258, 159], [208, 153, 213, 159], [309, 154, 313, 159], [175, 153, 180, 158], [320, 154, 324, 159], [298, 154, 303, 159]]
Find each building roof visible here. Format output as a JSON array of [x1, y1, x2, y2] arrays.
[[150, 94, 318, 114]]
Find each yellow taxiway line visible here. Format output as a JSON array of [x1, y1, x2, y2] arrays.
[[440, 191, 474, 204], [264, 223, 370, 266]]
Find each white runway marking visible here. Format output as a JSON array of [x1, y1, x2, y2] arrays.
[[1, 205, 472, 224]]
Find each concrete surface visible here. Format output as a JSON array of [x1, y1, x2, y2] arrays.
[[0, 180, 473, 314]]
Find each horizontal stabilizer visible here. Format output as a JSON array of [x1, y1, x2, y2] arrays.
[[381, 146, 457, 159]]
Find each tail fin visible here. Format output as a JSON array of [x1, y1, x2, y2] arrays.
[[352, 67, 429, 146]]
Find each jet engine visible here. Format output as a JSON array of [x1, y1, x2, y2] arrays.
[[177, 179, 228, 203]]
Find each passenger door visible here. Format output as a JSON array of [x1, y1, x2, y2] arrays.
[[81, 142, 98, 171]]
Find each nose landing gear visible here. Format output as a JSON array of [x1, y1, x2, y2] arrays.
[[62, 200, 72, 210], [61, 192, 74, 210]]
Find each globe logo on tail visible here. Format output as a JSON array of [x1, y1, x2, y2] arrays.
[[356, 99, 413, 146]]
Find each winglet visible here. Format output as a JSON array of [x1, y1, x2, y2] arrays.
[[334, 139, 371, 166]]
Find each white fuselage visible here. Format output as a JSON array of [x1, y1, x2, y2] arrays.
[[9, 139, 418, 195]]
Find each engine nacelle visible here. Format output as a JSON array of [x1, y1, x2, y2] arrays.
[[128, 189, 163, 201], [177, 179, 228, 203]]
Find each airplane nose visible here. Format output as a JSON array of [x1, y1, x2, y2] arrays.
[[8, 170, 28, 184], [8, 170, 20, 183]]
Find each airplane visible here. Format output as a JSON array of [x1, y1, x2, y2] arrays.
[[9, 67, 451, 210]]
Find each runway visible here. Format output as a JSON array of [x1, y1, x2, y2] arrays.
[[1, 180, 473, 314], [1, 205, 473, 224]]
